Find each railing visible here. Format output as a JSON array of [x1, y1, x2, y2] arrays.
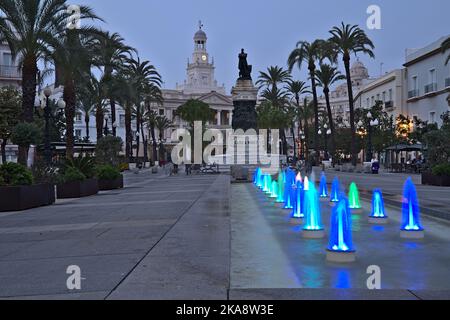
[[408, 89, 419, 99], [0, 65, 21, 79], [424, 83, 437, 94], [446, 78, 450, 88]]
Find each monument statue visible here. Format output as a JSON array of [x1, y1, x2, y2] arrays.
[[238, 49, 252, 81]]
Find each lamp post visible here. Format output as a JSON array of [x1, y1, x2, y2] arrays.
[[42, 87, 52, 165], [103, 115, 110, 136], [366, 112, 379, 162]]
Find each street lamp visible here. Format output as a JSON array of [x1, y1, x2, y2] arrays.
[[366, 112, 379, 162], [104, 115, 110, 136]]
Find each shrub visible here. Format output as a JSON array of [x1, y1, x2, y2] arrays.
[[63, 167, 86, 183], [96, 165, 121, 180], [96, 136, 123, 166], [62, 155, 96, 179], [432, 163, 450, 176], [0, 162, 34, 186], [31, 159, 59, 184], [10, 123, 41, 147]]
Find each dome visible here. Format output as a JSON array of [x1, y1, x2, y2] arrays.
[[350, 60, 369, 81], [194, 29, 207, 42]]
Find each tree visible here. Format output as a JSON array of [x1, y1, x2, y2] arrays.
[[176, 99, 216, 128], [256, 66, 292, 92], [315, 64, 345, 160], [77, 76, 104, 142], [288, 39, 331, 162], [155, 115, 173, 161], [0, 87, 21, 163], [11, 123, 41, 165], [329, 22, 375, 165], [285, 80, 310, 159]]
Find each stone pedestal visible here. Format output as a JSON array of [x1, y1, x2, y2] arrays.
[[231, 79, 258, 131]]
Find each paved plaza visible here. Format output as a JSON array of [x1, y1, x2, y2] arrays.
[[0, 169, 449, 300]]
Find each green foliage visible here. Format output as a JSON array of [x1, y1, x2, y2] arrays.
[[424, 129, 450, 167], [10, 123, 41, 147], [62, 155, 96, 179], [0, 162, 34, 186], [31, 159, 59, 184], [176, 100, 216, 127], [96, 136, 123, 166], [257, 101, 291, 129], [432, 163, 450, 176], [96, 164, 121, 180], [63, 167, 86, 183], [0, 87, 21, 142]]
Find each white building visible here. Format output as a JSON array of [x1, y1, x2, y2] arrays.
[[403, 35, 450, 126], [318, 60, 372, 124], [73, 23, 233, 148], [354, 69, 406, 119]]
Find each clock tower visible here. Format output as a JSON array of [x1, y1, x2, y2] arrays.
[[176, 22, 225, 95]]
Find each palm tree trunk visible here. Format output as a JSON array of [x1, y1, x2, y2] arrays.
[[85, 117, 90, 141], [63, 78, 76, 159], [110, 98, 117, 136], [136, 108, 141, 163], [343, 54, 357, 166], [309, 64, 320, 164], [1, 139, 7, 164], [324, 88, 336, 162], [125, 103, 132, 163], [150, 123, 157, 163], [96, 104, 103, 141]]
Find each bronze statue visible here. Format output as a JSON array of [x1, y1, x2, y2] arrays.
[[238, 49, 252, 80]]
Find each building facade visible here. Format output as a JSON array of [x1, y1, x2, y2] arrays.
[[0, 41, 21, 88], [354, 69, 406, 119], [403, 36, 450, 126]]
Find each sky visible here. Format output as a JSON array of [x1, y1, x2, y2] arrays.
[[77, 0, 450, 92]]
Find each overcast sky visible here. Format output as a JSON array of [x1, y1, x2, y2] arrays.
[[77, 0, 450, 92]]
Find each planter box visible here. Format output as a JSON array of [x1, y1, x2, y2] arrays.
[[57, 179, 99, 199], [98, 175, 124, 191], [0, 183, 55, 212], [422, 172, 450, 187]]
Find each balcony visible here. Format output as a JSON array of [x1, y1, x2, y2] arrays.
[[384, 100, 394, 110], [446, 78, 450, 88], [0, 65, 21, 79], [408, 89, 419, 99], [424, 83, 437, 94]]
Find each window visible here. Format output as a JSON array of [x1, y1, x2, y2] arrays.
[[382, 91, 386, 102], [119, 114, 125, 127], [159, 109, 165, 116], [371, 96, 375, 106], [2, 53, 13, 66], [430, 111, 436, 124], [389, 89, 393, 101], [366, 98, 370, 108], [75, 113, 82, 122], [376, 94, 380, 102], [429, 69, 436, 85], [75, 129, 82, 138]]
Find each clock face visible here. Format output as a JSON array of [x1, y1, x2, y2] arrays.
[[201, 55, 207, 61]]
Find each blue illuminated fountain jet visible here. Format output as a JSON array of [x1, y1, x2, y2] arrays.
[[302, 182, 325, 238], [330, 177, 340, 204], [265, 175, 273, 195], [283, 169, 295, 209], [326, 195, 356, 262], [291, 180, 304, 223], [319, 172, 328, 200], [276, 170, 285, 203], [400, 178, 425, 239], [254, 168, 261, 186], [369, 189, 389, 224], [270, 181, 278, 198]]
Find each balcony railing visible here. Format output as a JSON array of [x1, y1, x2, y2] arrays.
[[408, 89, 419, 99], [446, 78, 450, 88], [0, 65, 21, 79], [424, 83, 437, 94]]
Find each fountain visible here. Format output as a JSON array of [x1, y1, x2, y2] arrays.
[[253, 168, 261, 186], [265, 175, 273, 195], [330, 177, 340, 204], [291, 180, 304, 223], [319, 172, 328, 201], [369, 189, 389, 224], [283, 169, 295, 209], [276, 170, 285, 203], [326, 196, 356, 263], [400, 178, 424, 239], [270, 181, 278, 198], [296, 172, 303, 183], [348, 182, 363, 213], [302, 182, 325, 238]]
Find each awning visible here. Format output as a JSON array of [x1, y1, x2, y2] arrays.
[[385, 144, 425, 152]]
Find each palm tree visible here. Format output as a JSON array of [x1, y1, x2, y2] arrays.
[[329, 22, 375, 165], [285, 80, 310, 159], [315, 63, 345, 160], [93, 32, 135, 136], [155, 115, 172, 162], [77, 76, 104, 142], [443, 37, 450, 65], [288, 40, 330, 162], [256, 66, 292, 92], [143, 109, 158, 163]]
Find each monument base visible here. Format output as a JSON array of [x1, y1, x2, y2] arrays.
[[400, 230, 425, 239], [302, 229, 325, 239], [326, 250, 356, 263]]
